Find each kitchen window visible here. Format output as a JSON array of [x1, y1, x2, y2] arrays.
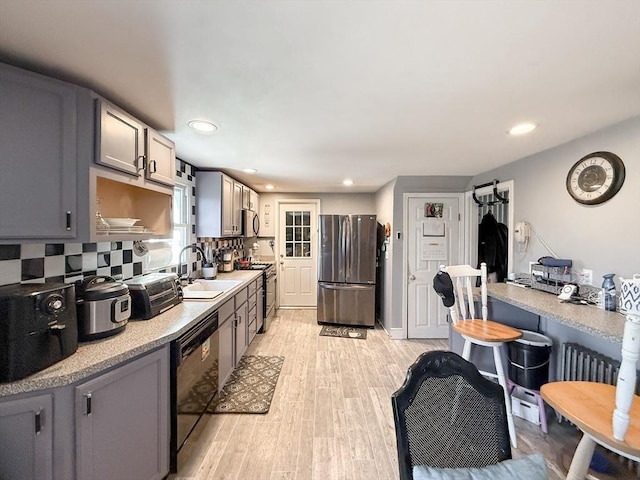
[[171, 182, 190, 264], [284, 210, 311, 257]]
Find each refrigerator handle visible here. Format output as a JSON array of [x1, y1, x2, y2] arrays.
[[345, 216, 351, 278], [321, 283, 372, 290]]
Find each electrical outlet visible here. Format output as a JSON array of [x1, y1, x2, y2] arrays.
[[580, 269, 593, 285]]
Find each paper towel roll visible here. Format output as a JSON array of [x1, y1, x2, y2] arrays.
[[144, 241, 173, 270]]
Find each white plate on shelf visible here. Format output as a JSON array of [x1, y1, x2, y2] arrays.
[[96, 225, 154, 234], [103, 217, 141, 227]]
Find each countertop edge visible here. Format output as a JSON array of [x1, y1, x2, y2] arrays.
[[486, 283, 624, 344], [0, 270, 263, 397]]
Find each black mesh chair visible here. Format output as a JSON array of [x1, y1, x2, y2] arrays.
[[392, 350, 512, 480]]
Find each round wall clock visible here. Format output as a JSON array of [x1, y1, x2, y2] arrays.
[[566, 151, 625, 205]]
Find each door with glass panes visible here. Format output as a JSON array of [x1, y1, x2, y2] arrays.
[[277, 202, 318, 307]]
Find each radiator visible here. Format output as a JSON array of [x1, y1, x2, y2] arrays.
[[560, 342, 640, 393], [560, 343, 639, 475]]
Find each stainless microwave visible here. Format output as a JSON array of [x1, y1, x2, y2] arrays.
[[242, 209, 260, 237]]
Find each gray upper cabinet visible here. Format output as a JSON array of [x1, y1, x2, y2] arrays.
[[197, 171, 243, 237], [95, 99, 144, 176], [232, 180, 243, 234], [0, 63, 77, 239], [145, 128, 176, 187], [75, 346, 170, 480], [95, 99, 175, 187], [0, 393, 53, 480]]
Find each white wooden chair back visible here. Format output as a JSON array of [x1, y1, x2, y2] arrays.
[[440, 263, 488, 324]]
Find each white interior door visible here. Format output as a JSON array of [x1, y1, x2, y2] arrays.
[[278, 202, 318, 307], [406, 195, 462, 338]]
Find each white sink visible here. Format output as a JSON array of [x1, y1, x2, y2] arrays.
[[182, 279, 242, 300]]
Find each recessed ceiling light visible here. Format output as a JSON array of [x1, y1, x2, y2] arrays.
[[188, 120, 217, 133], [265, 184, 275, 190], [508, 122, 537, 135], [343, 179, 354, 186], [243, 168, 257, 174]]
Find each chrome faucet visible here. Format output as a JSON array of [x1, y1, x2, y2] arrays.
[[178, 244, 208, 285]]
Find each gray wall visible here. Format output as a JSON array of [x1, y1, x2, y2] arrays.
[[258, 192, 375, 216], [374, 179, 396, 331], [375, 176, 472, 332], [469, 116, 640, 285], [374, 117, 639, 336]]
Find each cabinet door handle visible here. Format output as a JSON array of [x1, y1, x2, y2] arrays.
[[85, 393, 92, 415], [137, 155, 147, 172], [66, 211, 72, 231], [149, 159, 157, 173], [35, 409, 42, 436]]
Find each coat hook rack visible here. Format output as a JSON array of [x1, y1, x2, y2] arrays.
[[472, 179, 509, 206]]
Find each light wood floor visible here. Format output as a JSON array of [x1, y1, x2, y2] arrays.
[[170, 309, 638, 480]]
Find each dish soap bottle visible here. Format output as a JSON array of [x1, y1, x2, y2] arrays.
[[601, 273, 617, 311]]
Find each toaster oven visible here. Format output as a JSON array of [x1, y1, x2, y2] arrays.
[[126, 273, 182, 320]]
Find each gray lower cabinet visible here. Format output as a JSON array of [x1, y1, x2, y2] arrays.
[[0, 393, 53, 480], [74, 345, 170, 480], [257, 283, 265, 333], [0, 63, 78, 239], [248, 282, 258, 344], [218, 298, 236, 390], [234, 288, 249, 365]]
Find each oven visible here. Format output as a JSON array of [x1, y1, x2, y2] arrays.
[[170, 310, 219, 472]]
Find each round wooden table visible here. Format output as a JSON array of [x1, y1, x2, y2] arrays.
[[541, 381, 640, 480]]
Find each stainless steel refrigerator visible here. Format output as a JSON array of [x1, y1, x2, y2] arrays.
[[317, 214, 377, 327]]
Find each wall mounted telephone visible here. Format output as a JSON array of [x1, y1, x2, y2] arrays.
[[514, 222, 530, 244]]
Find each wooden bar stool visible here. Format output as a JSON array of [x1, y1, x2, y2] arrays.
[[434, 263, 522, 448]]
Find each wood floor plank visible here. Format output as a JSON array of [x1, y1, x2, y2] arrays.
[[169, 308, 638, 480], [296, 420, 314, 480], [209, 414, 258, 480], [271, 400, 303, 473]]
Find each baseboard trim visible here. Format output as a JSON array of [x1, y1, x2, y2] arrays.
[[383, 326, 406, 340]]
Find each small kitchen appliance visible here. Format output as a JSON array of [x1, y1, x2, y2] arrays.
[[242, 209, 260, 237], [222, 252, 233, 272], [0, 283, 78, 382], [75, 276, 130, 341], [126, 272, 182, 319]]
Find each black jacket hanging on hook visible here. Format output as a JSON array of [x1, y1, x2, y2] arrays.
[[478, 211, 508, 283]]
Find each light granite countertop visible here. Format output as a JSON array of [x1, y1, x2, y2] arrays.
[[0, 269, 262, 398], [486, 283, 626, 344]]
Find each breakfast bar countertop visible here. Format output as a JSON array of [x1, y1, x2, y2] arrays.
[[0, 270, 262, 398], [486, 283, 626, 344]]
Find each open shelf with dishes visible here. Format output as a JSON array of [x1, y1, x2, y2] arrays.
[[91, 172, 172, 242]]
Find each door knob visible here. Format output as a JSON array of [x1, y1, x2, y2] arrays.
[[409, 275, 416, 280]]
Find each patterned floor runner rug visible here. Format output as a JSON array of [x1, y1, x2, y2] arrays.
[[319, 325, 367, 339], [207, 355, 284, 414]]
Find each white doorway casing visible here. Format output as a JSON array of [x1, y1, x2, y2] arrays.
[[463, 180, 515, 274], [276, 199, 320, 308], [403, 193, 464, 339]]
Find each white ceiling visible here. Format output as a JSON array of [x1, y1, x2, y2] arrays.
[[1, 1, 639, 193]]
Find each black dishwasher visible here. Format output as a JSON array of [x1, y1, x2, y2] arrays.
[[170, 310, 219, 472]]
